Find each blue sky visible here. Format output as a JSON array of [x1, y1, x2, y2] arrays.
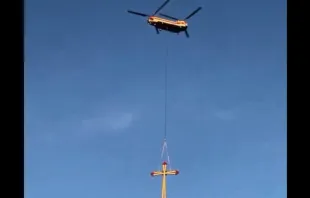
[[25, 0, 286, 198]]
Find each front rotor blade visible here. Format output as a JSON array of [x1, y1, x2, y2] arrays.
[[155, 28, 160, 34], [159, 13, 178, 20], [127, 10, 149, 17], [153, 0, 170, 15], [185, 30, 190, 38], [184, 7, 202, 20]]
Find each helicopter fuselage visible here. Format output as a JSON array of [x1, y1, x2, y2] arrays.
[[147, 16, 187, 33]]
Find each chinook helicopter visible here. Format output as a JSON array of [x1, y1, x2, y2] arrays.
[[127, 0, 202, 38]]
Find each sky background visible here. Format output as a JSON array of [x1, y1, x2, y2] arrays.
[[25, 0, 287, 198]]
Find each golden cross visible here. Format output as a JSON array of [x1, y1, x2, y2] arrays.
[[150, 161, 179, 198]]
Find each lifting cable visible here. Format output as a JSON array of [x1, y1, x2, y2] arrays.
[[160, 46, 172, 170], [164, 47, 168, 140]]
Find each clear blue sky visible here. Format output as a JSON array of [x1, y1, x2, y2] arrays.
[[25, 0, 286, 198]]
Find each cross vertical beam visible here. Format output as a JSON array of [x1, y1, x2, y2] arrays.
[[150, 161, 179, 198]]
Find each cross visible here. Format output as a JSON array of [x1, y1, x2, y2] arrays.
[[150, 161, 179, 198]]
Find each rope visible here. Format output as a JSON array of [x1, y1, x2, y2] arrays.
[[164, 47, 168, 140], [160, 47, 172, 170]]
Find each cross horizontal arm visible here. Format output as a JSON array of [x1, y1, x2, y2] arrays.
[[151, 171, 164, 176], [150, 170, 179, 177], [165, 170, 179, 175]]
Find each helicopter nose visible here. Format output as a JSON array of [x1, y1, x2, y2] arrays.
[[148, 17, 155, 22]]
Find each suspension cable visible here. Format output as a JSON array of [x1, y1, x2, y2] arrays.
[[160, 47, 172, 170], [164, 47, 168, 140]]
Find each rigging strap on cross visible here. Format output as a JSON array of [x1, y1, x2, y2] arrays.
[[160, 139, 172, 170]]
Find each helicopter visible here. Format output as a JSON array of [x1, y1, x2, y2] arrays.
[[127, 0, 202, 38]]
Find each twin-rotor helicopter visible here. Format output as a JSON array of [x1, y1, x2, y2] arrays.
[[127, 0, 202, 38]]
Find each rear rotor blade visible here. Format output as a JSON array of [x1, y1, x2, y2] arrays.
[[185, 30, 190, 38], [184, 7, 202, 20], [127, 10, 149, 17], [159, 13, 178, 20], [153, 0, 170, 15]]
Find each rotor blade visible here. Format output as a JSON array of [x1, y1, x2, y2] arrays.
[[153, 0, 170, 15], [185, 30, 190, 38], [155, 28, 160, 34], [127, 10, 149, 17], [159, 13, 178, 20], [184, 7, 202, 20]]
